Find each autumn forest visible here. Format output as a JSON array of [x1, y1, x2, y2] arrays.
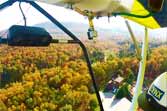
[[0, 40, 166, 111]]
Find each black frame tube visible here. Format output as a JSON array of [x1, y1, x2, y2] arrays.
[[0, 0, 15, 11], [0, 1, 104, 111]]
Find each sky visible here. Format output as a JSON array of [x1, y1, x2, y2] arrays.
[[0, 0, 143, 30], [0, 0, 167, 40]]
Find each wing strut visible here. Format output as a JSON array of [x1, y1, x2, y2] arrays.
[[125, 20, 141, 60], [128, 27, 149, 111]]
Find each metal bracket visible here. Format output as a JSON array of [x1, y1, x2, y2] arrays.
[[75, 8, 98, 39]]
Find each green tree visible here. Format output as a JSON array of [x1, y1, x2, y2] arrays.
[[115, 83, 131, 100]]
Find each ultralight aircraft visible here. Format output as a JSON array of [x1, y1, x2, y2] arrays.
[[0, 0, 166, 111]]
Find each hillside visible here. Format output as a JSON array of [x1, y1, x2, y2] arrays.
[[35, 21, 129, 41], [1, 21, 166, 43]]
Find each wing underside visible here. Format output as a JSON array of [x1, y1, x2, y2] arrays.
[[36, 0, 167, 29]]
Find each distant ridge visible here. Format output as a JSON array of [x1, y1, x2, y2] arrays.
[[35, 22, 167, 42], [0, 21, 165, 41], [35, 21, 129, 40]]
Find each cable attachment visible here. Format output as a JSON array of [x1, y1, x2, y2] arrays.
[[19, 2, 27, 26], [108, 13, 111, 23], [66, 2, 74, 9], [87, 16, 97, 40], [84, 11, 98, 40], [75, 8, 98, 40]]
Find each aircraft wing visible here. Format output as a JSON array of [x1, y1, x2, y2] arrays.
[[125, 0, 167, 28], [36, 0, 167, 29]]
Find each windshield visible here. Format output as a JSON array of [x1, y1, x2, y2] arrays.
[[0, 1, 167, 111]]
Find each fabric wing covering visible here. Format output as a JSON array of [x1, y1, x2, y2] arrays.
[[36, 0, 167, 29], [125, 0, 167, 29]]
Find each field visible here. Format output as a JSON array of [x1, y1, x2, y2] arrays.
[[0, 42, 166, 111]]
